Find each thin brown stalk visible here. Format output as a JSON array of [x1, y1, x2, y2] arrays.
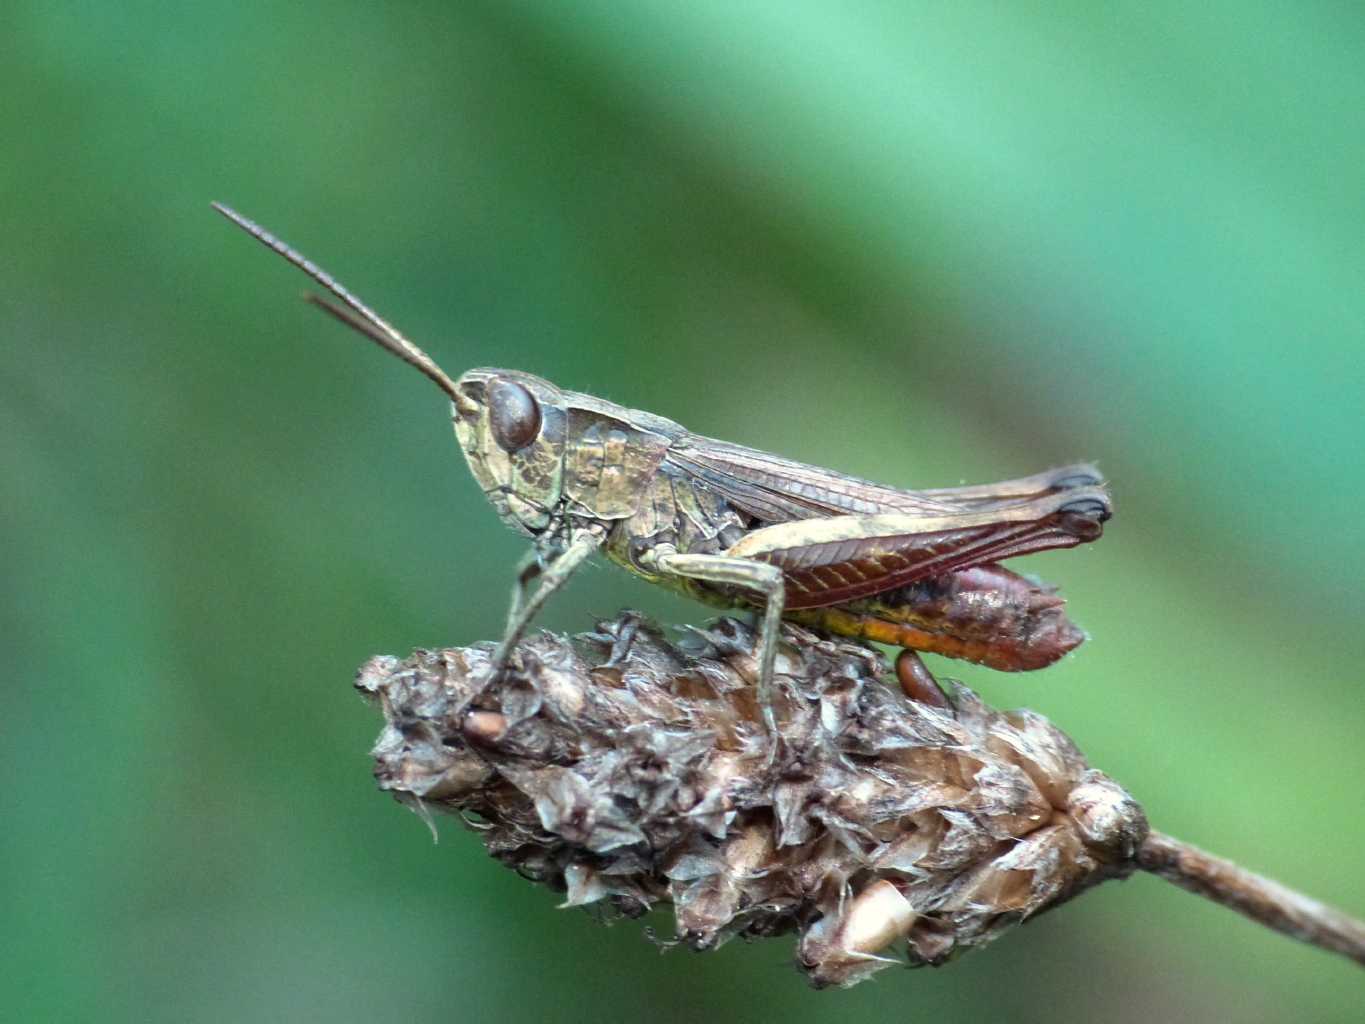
[[1137, 830, 1365, 968]]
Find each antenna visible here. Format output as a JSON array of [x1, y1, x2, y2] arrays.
[[211, 202, 472, 409]]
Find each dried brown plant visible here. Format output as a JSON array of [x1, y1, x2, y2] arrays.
[[356, 614, 1365, 987]]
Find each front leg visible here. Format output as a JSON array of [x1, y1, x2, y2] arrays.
[[650, 548, 786, 738], [504, 547, 543, 639], [489, 529, 604, 680]]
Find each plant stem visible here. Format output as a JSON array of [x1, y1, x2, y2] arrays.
[[1137, 830, 1365, 967]]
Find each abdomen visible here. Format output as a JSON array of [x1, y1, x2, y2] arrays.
[[783, 563, 1086, 671]]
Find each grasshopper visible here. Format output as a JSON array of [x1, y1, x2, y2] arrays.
[[214, 203, 1111, 729]]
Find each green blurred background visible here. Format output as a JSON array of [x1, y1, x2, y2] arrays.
[[5, 3, 1363, 1021]]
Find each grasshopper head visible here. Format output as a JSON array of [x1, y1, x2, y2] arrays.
[[452, 368, 568, 537]]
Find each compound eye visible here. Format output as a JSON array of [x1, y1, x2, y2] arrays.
[[487, 378, 542, 452]]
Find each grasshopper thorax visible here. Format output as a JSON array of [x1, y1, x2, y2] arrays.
[[452, 368, 568, 538]]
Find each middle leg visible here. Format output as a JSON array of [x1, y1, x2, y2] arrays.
[[651, 548, 786, 737]]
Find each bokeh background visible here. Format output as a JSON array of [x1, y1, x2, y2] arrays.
[[5, 3, 1364, 1021]]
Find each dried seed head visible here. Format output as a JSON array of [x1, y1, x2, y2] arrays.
[[356, 614, 1148, 988]]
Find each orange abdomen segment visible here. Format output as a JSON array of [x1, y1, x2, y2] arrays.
[[785, 564, 1086, 671]]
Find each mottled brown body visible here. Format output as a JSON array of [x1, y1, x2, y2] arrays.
[[456, 372, 1100, 673], [578, 423, 1101, 671], [213, 201, 1111, 708]]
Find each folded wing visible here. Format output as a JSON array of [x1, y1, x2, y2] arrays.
[[666, 434, 1105, 525]]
